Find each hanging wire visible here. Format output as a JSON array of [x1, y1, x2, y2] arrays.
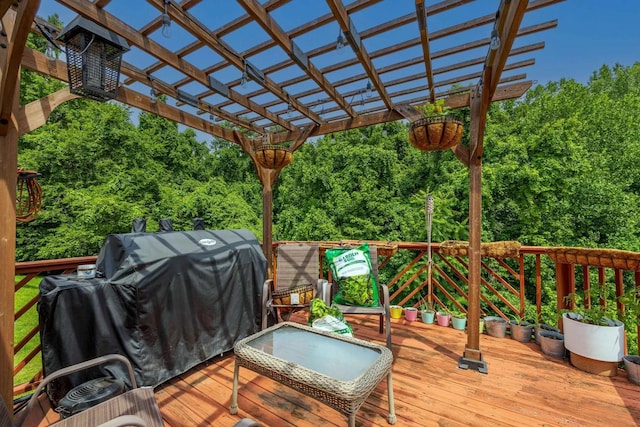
[[336, 29, 345, 54]]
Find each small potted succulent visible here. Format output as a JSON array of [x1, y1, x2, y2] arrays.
[[436, 306, 451, 327], [450, 309, 467, 331], [408, 99, 464, 152], [420, 300, 435, 324]]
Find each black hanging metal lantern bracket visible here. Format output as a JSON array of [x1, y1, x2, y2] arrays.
[[57, 16, 129, 101]]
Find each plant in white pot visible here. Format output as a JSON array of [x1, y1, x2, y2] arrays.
[[562, 287, 624, 376]]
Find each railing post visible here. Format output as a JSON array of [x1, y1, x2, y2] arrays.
[[556, 262, 574, 331]]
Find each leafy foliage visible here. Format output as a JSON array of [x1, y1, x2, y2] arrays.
[[14, 60, 640, 350]]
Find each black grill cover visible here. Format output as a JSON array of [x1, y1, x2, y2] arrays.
[[39, 229, 266, 397]]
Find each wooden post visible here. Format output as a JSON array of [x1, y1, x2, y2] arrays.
[[555, 262, 574, 332], [458, 73, 490, 374], [234, 126, 315, 279], [0, 108, 19, 413], [457, 0, 529, 375], [0, 0, 41, 413]]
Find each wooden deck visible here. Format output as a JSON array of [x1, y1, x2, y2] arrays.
[[25, 312, 640, 427]]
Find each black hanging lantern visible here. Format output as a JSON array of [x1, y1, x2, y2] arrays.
[[57, 16, 129, 101]]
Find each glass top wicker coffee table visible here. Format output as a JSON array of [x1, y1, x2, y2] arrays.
[[230, 321, 396, 426]]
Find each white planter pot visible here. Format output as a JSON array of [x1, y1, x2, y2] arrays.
[[562, 312, 624, 362]]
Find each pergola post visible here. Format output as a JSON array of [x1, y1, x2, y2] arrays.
[[234, 126, 315, 279], [458, 73, 490, 374], [0, 0, 40, 413], [457, 0, 530, 374]]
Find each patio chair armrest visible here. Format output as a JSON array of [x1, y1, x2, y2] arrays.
[[16, 354, 137, 427], [316, 279, 330, 304], [379, 283, 390, 308], [262, 279, 274, 330], [97, 415, 148, 427], [263, 279, 273, 304]]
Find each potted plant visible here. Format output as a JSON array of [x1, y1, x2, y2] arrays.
[[408, 99, 464, 152], [484, 316, 507, 338], [450, 309, 467, 331], [534, 323, 560, 345], [420, 300, 435, 324], [539, 330, 565, 358], [562, 286, 625, 376], [619, 289, 640, 384], [509, 314, 534, 343], [436, 307, 451, 327]]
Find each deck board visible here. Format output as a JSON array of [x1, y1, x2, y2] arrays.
[[22, 312, 640, 426]]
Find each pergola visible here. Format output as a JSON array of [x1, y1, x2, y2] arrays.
[[0, 0, 563, 410]]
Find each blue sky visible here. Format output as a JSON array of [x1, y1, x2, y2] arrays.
[[530, 0, 640, 85], [34, 1, 640, 141]]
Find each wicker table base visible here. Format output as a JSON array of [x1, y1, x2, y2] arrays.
[[230, 322, 396, 426]]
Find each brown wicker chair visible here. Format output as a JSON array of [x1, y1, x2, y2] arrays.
[[14, 354, 162, 427], [262, 243, 329, 330], [326, 245, 392, 350]]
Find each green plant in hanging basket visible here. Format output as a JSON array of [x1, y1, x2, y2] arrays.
[[408, 99, 464, 152]]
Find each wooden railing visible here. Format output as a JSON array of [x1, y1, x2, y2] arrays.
[[13, 242, 640, 396]]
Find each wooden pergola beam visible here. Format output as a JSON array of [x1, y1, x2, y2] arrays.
[[15, 87, 79, 136], [175, 0, 376, 92], [20, 47, 238, 142], [120, 62, 264, 134], [238, 36, 543, 123], [128, 0, 289, 86], [327, 0, 393, 110], [57, 0, 295, 132], [238, 0, 356, 119], [146, 0, 320, 126], [415, 0, 436, 102], [209, 18, 555, 123], [270, 80, 530, 143]]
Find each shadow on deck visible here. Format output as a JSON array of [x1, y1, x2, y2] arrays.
[[26, 312, 640, 426]]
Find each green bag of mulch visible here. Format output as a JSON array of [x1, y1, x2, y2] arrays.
[[326, 242, 380, 307]]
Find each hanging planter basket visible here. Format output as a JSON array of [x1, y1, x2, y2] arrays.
[[408, 116, 464, 151], [254, 145, 292, 169]]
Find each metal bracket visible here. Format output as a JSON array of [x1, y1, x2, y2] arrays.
[[458, 356, 488, 374]]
